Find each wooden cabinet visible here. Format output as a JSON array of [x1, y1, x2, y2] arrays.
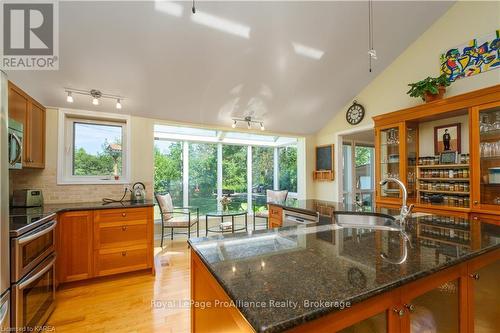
[[93, 207, 153, 278], [268, 205, 283, 229], [470, 101, 500, 213], [57, 207, 154, 284], [8, 81, 46, 168], [57, 211, 94, 283], [375, 122, 418, 206], [373, 84, 500, 218]]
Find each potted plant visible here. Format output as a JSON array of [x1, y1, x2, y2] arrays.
[[407, 74, 451, 103]]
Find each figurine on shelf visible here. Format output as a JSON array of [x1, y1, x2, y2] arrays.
[[220, 195, 232, 211]]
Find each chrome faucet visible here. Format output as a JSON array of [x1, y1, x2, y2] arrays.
[[379, 178, 414, 223]]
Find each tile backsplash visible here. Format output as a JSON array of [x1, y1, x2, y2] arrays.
[[10, 167, 152, 204]]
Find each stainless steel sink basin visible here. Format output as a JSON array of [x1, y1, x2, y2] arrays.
[[333, 213, 401, 231]]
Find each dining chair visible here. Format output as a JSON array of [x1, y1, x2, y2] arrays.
[[155, 193, 199, 247]]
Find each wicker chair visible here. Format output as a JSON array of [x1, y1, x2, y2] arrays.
[[155, 193, 199, 247], [253, 190, 288, 230]]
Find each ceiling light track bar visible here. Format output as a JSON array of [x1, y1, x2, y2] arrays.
[[64, 88, 125, 100]]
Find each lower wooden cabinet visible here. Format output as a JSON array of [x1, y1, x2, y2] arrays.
[[56, 211, 93, 283], [57, 207, 153, 284]]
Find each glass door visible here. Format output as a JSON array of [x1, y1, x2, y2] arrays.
[[378, 125, 402, 200], [472, 103, 500, 210], [405, 123, 418, 203], [342, 141, 375, 209]]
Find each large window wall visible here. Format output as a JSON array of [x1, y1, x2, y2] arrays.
[[154, 125, 299, 216]]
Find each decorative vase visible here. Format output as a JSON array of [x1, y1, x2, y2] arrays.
[[424, 86, 446, 103]]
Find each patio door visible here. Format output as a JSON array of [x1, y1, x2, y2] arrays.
[[342, 141, 375, 209]]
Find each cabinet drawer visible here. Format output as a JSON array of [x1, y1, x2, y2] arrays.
[[269, 205, 282, 218], [95, 221, 148, 249], [95, 245, 149, 277], [94, 208, 149, 223]]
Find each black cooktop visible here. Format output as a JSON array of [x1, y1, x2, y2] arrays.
[[9, 207, 56, 237]]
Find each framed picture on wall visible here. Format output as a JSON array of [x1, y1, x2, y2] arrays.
[[434, 123, 461, 155]]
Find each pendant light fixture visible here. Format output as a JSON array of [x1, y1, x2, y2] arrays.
[[65, 88, 125, 110], [231, 116, 265, 131], [368, 0, 377, 72]]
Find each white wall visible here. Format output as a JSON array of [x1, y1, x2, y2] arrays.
[[314, 1, 500, 202]]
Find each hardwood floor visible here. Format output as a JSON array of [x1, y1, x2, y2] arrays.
[[47, 239, 191, 333]]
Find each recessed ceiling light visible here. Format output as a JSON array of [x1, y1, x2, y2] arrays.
[[191, 11, 250, 39], [292, 42, 324, 60]]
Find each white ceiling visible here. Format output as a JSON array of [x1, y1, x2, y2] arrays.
[[6, 1, 453, 135]]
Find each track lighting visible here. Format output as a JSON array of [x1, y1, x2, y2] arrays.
[[231, 116, 265, 131], [64, 88, 125, 109]]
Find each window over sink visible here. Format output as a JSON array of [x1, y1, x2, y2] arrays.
[[58, 109, 130, 184]]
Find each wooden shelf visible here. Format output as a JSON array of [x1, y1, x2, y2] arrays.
[[313, 170, 334, 181], [418, 178, 469, 181], [414, 203, 471, 213], [418, 189, 470, 195], [417, 164, 469, 169], [419, 221, 470, 232], [418, 235, 471, 248]]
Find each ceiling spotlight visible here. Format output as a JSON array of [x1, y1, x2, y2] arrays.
[[231, 116, 265, 131], [116, 99, 122, 109], [90, 89, 102, 106], [260, 122, 265, 131], [66, 92, 74, 103], [247, 121, 251, 129], [231, 120, 236, 128]]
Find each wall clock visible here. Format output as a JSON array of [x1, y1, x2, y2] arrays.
[[346, 101, 365, 125]]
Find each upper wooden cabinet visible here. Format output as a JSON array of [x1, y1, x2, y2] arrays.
[[8, 81, 46, 168], [373, 84, 500, 217]]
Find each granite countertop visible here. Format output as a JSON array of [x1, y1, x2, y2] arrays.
[[10, 200, 155, 217], [267, 199, 401, 217], [188, 201, 500, 333]]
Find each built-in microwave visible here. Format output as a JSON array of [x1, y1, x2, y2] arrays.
[[8, 119, 23, 169]]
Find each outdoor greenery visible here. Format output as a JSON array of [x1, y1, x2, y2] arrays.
[[73, 140, 122, 176], [279, 146, 297, 192], [154, 141, 183, 206], [153, 139, 298, 215], [355, 146, 372, 167]]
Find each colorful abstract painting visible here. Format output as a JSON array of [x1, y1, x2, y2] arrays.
[[440, 30, 500, 82]]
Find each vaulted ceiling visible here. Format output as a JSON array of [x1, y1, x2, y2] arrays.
[[6, 1, 453, 134]]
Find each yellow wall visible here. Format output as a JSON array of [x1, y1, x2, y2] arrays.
[[314, 1, 500, 201]]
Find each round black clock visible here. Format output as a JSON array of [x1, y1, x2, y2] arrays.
[[346, 101, 365, 125]]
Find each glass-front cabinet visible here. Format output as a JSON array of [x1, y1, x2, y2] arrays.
[[471, 102, 500, 211], [375, 122, 418, 204]]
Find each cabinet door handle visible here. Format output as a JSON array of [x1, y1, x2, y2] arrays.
[[122, 225, 128, 231], [404, 304, 416, 312], [392, 308, 405, 317], [469, 273, 480, 280], [473, 200, 478, 205], [122, 213, 126, 217], [121, 251, 127, 256]]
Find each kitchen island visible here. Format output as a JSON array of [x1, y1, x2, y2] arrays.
[[188, 200, 499, 333]]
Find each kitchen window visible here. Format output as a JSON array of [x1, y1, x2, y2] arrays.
[[58, 109, 130, 184]]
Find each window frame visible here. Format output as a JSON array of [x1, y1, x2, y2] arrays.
[[57, 109, 131, 185]]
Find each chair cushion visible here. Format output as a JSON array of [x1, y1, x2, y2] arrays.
[[255, 210, 269, 218], [156, 193, 174, 220], [164, 215, 198, 227], [267, 190, 288, 202]]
